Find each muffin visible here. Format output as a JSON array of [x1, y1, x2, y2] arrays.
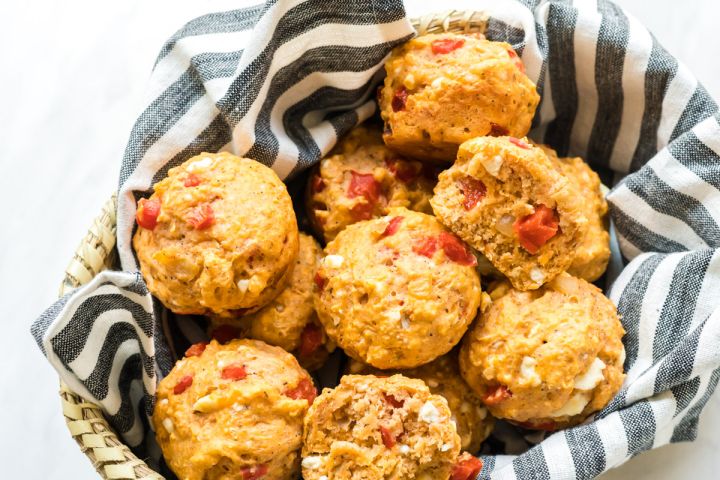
[[153, 339, 316, 480], [207, 233, 333, 370], [379, 32, 540, 162], [306, 124, 436, 242], [314, 208, 482, 369], [301, 374, 461, 480], [459, 274, 625, 430], [430, 136, 587, 290], [133, 152, 299, 316], [347, 354, 494, 453], [538, 144, 611, 282]]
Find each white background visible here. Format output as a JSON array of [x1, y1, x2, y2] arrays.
[[1, 0, 719, 478]]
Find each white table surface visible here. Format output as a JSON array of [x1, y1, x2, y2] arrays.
[[1, 0, 719, 478]]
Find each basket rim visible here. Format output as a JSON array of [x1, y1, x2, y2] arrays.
[[57, 10, 491, 480]]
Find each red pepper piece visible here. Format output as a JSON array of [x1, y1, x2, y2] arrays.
[[210, 324, 241, 344], [348, 171, 381, 202], [298, 323, 324, 358], [240, 464, 269, 480], [184, 342, 208, 358], [508, 137, 531, 149], [383, 393, 405, 409], [186, 203, 215, 230], [136, 198, 161, 230], [347, 171, 382, 220], [284, 377, 317, 404], [312, 174, 325, 193], [392, 86, 408, 112], [184, 173, 201, 187], [513, 204, 559, 254], [507, 48, 525, 73], [431, 37, 466, 54], [489, 123, 509, 137], [386, 157, 419, 183], [173, 375, 193, 395], [221, 363, 247, 381], [482, 385, 512, 406], [349, 202, 374, 220], [458, 177, 487, 211], [451, 455, 484, 480], [379, 425, 397, 448], [314, 271, 327, 291], [381, 216, 403, 238], [412, 236, 439, 259], [438, 232, 477, 266]]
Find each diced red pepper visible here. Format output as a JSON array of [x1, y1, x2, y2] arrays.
[[386, 158, 419, 183], [312, 174, 325, 193], [392, 86, 408, 112], [383, 393, 405, 408], [431, 37, 466, 54], [221, 363, 247, 381], [173, 375, 193, 395], [458, 177, 487, 211], [314, 271, 327, 291], [489, 123, 509, 137], [513, 204, 559, 254], [412, 236, 439, 259], [210, 324, 241, 344], [350, 202, 374, 220], [240, 464, 268, 480], [298, 323, 324, 358], [136, 197, 161, 230], [347, 171, 382, 220], [508, 137, 531, 149], [379, 425, 397, 448], [348, 171, 381, 202], [184, 342, 208, 358], [284, 377, 317, 404], [451, 455, 484, 480], [438, 232, 477, 266], [184, 173, 201, 187], [381, 216, 403, 238], [186, 203, 215, 230], [506, 48, 525, 73], [482, 385, 512, 406]]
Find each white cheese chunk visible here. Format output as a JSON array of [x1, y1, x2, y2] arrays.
[[481, 154, 504, 177], [302, 456, 323, 470], [418, 401, 441, 424], [162, 418, 174, 434], [323, 254, 344, 268], [574, 358, 606, 391], [548, 391, 591, 418], [519, 356, 541, 386]]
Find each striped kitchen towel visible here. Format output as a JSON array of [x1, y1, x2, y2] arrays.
[[31, 0, 720, 479]]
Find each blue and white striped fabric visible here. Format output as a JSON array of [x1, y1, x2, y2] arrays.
[[31, 0, 720, 478]]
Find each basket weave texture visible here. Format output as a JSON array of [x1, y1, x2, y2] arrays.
[[56, 11, 488, 479]]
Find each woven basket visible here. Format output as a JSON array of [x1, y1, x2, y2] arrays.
[[56, 11, 492, 480]]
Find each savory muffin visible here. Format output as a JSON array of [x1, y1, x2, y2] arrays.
[[430, 136, 587, 290], [208, 233, 333, 370], [307, 124, 436, 243], [347, 353, 494, 453], [153, 339, 316, 480], [301, 374, 461, 480], [314, 208, 482, 369], [133, 152, 299, 316], [459, 274, 625, 430], [537, 144, 611, 282], [379, 32, 539, 162]]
